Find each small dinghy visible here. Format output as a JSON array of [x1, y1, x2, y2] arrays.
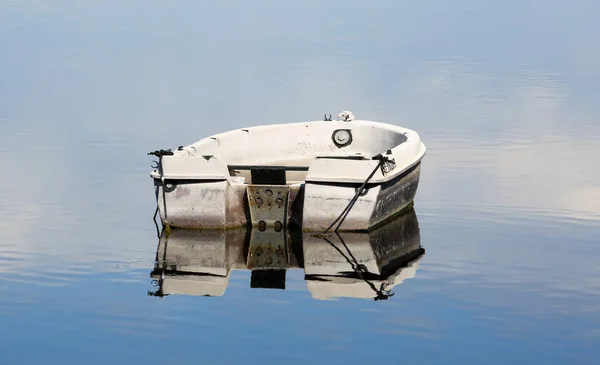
[[148, 111, 426, 232]]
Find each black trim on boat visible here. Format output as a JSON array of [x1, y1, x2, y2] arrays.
[[228, 165, 310, 171], [151, 161, 420, 188], [315, 155, 367, 160], [380, 161, 421, 190], [250, 167, 287, 185], [228, 155, 368, 172]]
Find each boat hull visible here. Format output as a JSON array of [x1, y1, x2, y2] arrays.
[[153, 179, 246, 229], [153, 179, 302, 229], [152, 160, 421, 232], [149, 119, 425, 232], [301, 161, 422, 231]]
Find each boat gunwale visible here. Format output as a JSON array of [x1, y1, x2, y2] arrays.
[[150, 119, 425, 184], [150, 157, 423, 188]]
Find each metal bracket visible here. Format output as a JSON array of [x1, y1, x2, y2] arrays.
[[247, 229, 289, 270], [247, 226, 290, 289], [246, 185, 290, 229]]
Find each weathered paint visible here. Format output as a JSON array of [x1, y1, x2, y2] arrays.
[[369, 162, 422, 228], [246, 185, 290, 228], [156, 180, 228, 229], [301, 183, 382, 231], [150, 119, 426, 231], [300, 162, 421, 231]]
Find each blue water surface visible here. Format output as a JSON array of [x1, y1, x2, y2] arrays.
[[1, 1, 599, 364]]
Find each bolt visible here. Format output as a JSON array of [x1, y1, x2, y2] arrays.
[[276, 197, 283, 205], [258, 221, 266, 231], [265, 189, 273, 196], [256, 197, 263, 206], [274, 221, 283, 232]]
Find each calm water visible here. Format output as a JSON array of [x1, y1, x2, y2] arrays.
[[1, 1, 599, 364]]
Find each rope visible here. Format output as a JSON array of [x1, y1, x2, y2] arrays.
[[152, 206, 160, 239], [148, 226, 170, 298], [324, 154, 394, 233], [148, 149, 174, 231], [322, 233, 394, 300]]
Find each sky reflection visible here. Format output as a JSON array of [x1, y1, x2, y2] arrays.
[[1, 1, 599, 364]]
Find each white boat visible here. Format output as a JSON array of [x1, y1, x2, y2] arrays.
[[149, 207, 424, 300], [149, 111, 426, 232]]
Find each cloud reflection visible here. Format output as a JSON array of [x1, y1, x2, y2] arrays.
[[0, 4, 598, 338]]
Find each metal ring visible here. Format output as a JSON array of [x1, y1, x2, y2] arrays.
[[163, 181, 177, 193], [332, 129, 352, 148]]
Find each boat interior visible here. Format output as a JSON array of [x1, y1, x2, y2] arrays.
[[179, 121, 410, 184]]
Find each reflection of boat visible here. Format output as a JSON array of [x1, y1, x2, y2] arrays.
[[303, 208, 423, 300], [149, 229, 247, 297], [149, 208, 425, 300], [148, 112, 426, 232]]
